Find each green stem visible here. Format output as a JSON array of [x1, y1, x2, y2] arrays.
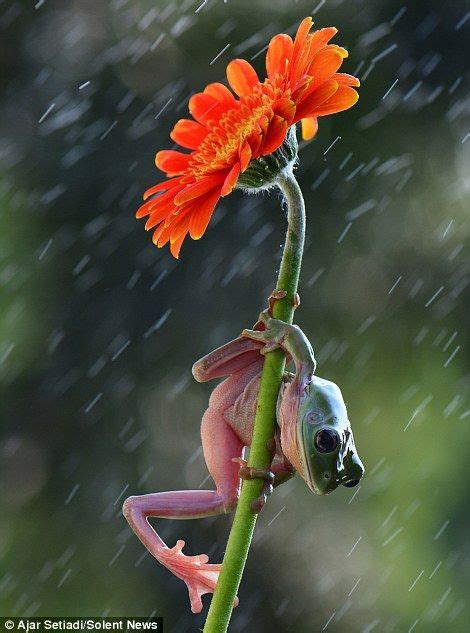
[[203, 167, 305, 632]]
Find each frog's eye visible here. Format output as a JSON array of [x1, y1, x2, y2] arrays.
[[314, 428, 339, 454]]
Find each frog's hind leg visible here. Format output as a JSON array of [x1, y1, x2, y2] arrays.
[[124, 336, 265, 613], [192, 335, 264, 382], [123, 406, 244, 614]]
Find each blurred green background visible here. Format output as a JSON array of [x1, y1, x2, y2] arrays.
[[0, 0, 468, 631]]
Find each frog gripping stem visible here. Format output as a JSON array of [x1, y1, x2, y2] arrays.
[[233, 457, 275, 513], [204, 167, 306, 632]]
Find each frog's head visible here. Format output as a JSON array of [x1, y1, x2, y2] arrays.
[[296, 376, 364, 495]]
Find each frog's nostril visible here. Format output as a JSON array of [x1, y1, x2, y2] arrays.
[[343, 479, 360, 488]]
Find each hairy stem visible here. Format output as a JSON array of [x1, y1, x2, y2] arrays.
[[203, 167, 305, 632]]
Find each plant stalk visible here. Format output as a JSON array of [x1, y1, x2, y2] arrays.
[[203, 167, 305, 632]]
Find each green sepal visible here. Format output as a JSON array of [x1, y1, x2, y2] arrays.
[[236, 125, 298, 190]]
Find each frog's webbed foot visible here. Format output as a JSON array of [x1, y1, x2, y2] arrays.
[[242, 311, 293, 355], [240, 326, 281, 354], [159, 540, 238, 613], [233, 458, 274, 513]]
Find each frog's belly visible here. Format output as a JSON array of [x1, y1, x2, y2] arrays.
[[223, 372, 261, 446]]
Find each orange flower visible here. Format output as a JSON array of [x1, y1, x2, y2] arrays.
[[137, 17, 359, 258]]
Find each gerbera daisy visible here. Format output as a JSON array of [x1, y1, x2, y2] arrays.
[[136, 17, 359, 258]]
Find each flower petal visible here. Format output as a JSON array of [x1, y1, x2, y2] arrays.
[[333, 72, 361, 87], [168, 207, 193, 242], [261, 115, 288, 156], [313, 85, 359, 116], [294, 79, 339, 121], [143, 177, 182, 200], [266, 34, 293, 78], [221, 162, 241, 196], [246, 121, 264, 158], [308, 48, 344, 88], [137, 184, 184, 218], [189, 189, 221, 239], [204, 82, 237, 107], [174, 175, 225, 205], [226, 59, 260, 96], [189, 93, 227, 125], [144, 197, 177, 229], [273, 97, 296, 124], [170, 231, 187, 259], [152, 221, 173, 247], [239, 141, 252, 172], [171, 119, 208, 150], [301, 117, 318, 141], [308, 27, 338, 58], [155, 150, 191, 176], [290, 17, 314, 82], [291, 75, 314, 103]]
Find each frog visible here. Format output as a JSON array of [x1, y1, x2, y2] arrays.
[[123, 292, 364, 613]]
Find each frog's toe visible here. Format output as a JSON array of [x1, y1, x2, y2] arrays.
[[160, 541, 238, 613], [268, 289, 287, 313], [251, 481, 274, 513], [185, 565, 219, 613], [185, 564, 239, 613]]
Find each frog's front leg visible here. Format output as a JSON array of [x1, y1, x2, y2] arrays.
[[233, 438, 294, 512], [242, 310, 316, 392], [123, 407, 243, 614]]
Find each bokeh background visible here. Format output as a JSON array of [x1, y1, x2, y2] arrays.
[[1, 0, 469, 631]]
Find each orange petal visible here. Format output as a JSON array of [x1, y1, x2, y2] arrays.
[[308, 27, 338, 58], [155, 150, 191, 175], [226, 59, 259, 97], [293, 17, 313, 54], [137, 185, 184, 218], [238, 141, 252, 171], [246, 124, 263, 158], [301, 117, 318, 141], [308, 48, 344, 88], [291, 75, 314, 103], [333, 72, 360, 87], [143, 177, 182, 200], [174, 175, 225, 205], [189, 189, 221, 239], [313, 85, 359, 116], [204, 82, 237, 107], [261, 115, 288, 156], [153, 221, 173, 247], [168, 207, 193, 242], [221, 162, 241, 196], [142, 196, 178, 227], [290, 17, 314, 82], [273, 97, 296, 124], [331, 45, 348, 58], [170, 119, 208, 150], [294, 79, 338, 120], [189, 93, 227, 125], [170, 231, 187, 259], [266, 33, 293, 78]]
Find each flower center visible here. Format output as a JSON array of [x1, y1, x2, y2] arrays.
[[187, 77, 289, 180]]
